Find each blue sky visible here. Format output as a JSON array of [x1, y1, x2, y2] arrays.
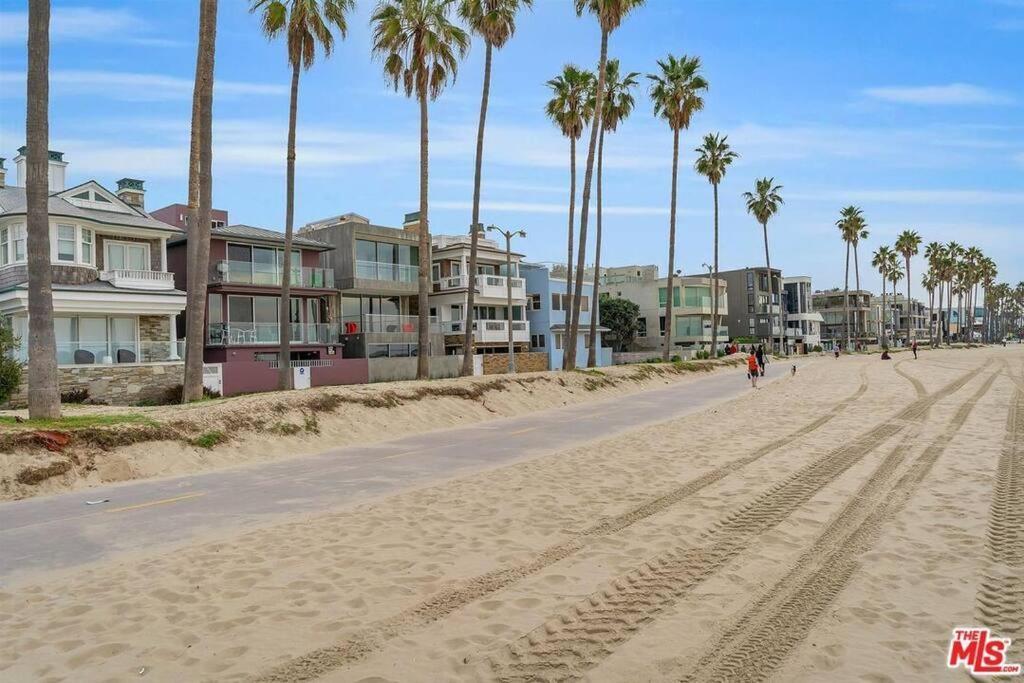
[[1, 0, 1021, 299]]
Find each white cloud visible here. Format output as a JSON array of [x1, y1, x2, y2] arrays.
[[862, 83, 1014, 105], [0, 70, 287, 101], [0, 7, 180, 46]]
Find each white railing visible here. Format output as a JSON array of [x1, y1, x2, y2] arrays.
[[100, 269, 176, 291], [355, 260, 418, 283], [442, 319, 529, 343], [438, 274, 468, 290], [475, 274, 525, 299]]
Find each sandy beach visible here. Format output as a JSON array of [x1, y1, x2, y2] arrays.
[[1, 345, 1021, 682]]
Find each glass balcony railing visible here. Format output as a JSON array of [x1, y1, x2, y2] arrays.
[[206, 322, 339, 346], [340, 314, 440, 335], [355, 260, 418, 283], [12, 340, 186, 365], [211, 261, 335, 288]]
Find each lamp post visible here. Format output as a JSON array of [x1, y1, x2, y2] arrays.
[[701, 262, 714, 355], [487, 225, 526, 373]]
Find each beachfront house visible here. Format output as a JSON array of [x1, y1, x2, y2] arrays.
[[521, 262, 610, 369], [812, 288, 874, 349], [714, 267, 784, 350], [0, 150, 187, 405], [782, 276, 823, 353]]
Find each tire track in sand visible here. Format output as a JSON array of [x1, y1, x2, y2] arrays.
[[894, 359, 927, 398], [255, 370, 871, 682], [682, 366, 999, 683], [484, 362, 983, 683], [976, 362, 1023, 665]]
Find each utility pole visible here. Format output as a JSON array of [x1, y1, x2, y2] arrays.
[[487, 225, 526, 373]]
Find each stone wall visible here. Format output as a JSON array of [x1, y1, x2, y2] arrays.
[[482, 351, 548, 375], [0, 264, 99, 288], [139, 315, 172, 361], [4, 362, 184, 407]]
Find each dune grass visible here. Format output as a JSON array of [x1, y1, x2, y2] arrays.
[[0, 413, 158, 430]]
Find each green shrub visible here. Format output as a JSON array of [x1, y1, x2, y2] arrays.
[[0, 324, 22, 405], [190, 430, 227, 449], [812, 345, 823, 353]]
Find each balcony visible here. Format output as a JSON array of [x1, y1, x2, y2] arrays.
[[680, 295, 728, 315], [211, 260, 335, 289], [675, 324, 729, 341], [100, 269, 176, 291], [436, 274, 526, 300], [443, 319, 529, 343], [206, 322, 339, 346], [341, 314, 441, 335], [355, 260, 418, 284], [13, 340, 185, 365]]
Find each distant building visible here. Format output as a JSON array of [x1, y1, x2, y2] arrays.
[[811, 289, 873, 348], [150, 202, 229, 231], [599, 265, 727, 352], [522, 262, 609, 369], [714, 267, 784, 348], [870, 293, 928, 344], [782, 276, 823, 352]]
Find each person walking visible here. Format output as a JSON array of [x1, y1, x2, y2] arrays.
[[747, 350, 759, 389], [912, 339, 918, 360], [755, 344, 766, 377]]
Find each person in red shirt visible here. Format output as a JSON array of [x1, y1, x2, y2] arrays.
[[747, 352, 759, 388]]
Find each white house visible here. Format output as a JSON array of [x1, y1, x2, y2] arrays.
[[0, 149, 187, 402]]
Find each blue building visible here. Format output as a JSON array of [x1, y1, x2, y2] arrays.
[[521, 263, 612, 369]]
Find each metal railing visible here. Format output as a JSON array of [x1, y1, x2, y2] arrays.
[[206, 322, 339, 346], [211, 260, 335, 288], [355, 260, 418, 283], [340, 314, 440, 335]]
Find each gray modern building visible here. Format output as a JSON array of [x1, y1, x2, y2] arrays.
[[709, 267, 784, 347]]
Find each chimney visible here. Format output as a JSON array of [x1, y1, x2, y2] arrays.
[[403, 210, 423, 235], [13, 146, 68, 191], [116, 178, 145, 209], [0, 158, 5, 188]]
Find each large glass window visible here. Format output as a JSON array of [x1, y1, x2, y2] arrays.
[[81, 229, 93, 265], [57, 225, 76, 262], [0, 227, 8, 267], [253, 247, 278, 285], [51, 316, 138, 364], [684, 286, 711, 307], [658, 287, 681, 307], [107, 241, 148, 271], [12, 225, 26, 262]]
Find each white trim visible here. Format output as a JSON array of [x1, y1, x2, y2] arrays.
[[0, 288, 186, 316]]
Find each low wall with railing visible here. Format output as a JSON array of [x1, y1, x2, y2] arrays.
[[4, 362, 185, 407], [367, 355, 464, 383]]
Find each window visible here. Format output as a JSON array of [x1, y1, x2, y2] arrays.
[[580, 295, 589, 312], [554, 333, 563, 350], [57, 225, 76, 262], [637, 317, 647, 337], [12, 225, 26, 263], [659, 316, 666, 335], [254, 352, 279, 363], [658, 287, 681, 307], [51, 315, 138, 365], [552, 293, 561, 311], [531, 334, 545, 349], [431, 263, 441, 282], [746, 272, 754, 289], [529, 293, 541, 310], [81, 229, 93, 265], [106, 241, 149, 271], [0, 228, 7, 267]]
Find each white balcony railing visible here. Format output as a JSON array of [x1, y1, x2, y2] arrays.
[[100, 269, 176, 291], [443, 319, 529, 343], [436, 274, 525, 300]]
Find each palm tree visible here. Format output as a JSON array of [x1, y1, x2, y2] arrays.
[[924, 241, 945, 345], [372, 0, 469, 379], [182, 0, 219, 402], [694, 133, 738, 357], [544, 65, 594, 368], [836, 206, 864, 350], [25, 0, 59, 419], [945, 241, 963, 343], [253, 0, 353, 389], [850, 216, 868, 341], [458, 0, 532, 376], [964, 246, 983, 342], [889, 253, 903, 342], [586, 59, 638, 367], [979, 256, 997, 342], [647, 54, 707, 361], [565, 0, 645, 370], [743, 177, 784, 355], [922, 269, 937, 346], [872, 245, 893, 347], [894, 229, 921, 345]]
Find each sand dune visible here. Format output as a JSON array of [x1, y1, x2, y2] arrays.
[[0, 347, 1020, 682]]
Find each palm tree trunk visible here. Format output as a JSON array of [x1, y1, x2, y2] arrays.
[[881, 276, 887, 349], [853, 243, 861, 343], [905, 257, 912, 344], [182, 0, 217, 402], [461, 41, 492, 377], [710, 182, 719, 357], [561, 136, 576, 370], [946, 279, 953, 345], [927, 287, 934, 346], [843, 241, 850, 351], [663, 127, 679, 362], [760, 219, 775, 355], [278, 61, 300, 390], [586, 122, 605, 368], [567, 28, 608, 369], [937, 281, 945, 346], [416, 87, 430, 380], [26, 0, 59, 419]]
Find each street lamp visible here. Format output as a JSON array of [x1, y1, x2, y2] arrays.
[[486, 225, 526, 373], [702, 263, 714, 355]]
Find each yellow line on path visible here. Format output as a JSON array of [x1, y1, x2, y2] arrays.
[[382, 450, 420, 459], [508, 427, 537, 435], [105, 492, 205, 514]]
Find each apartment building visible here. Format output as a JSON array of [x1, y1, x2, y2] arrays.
[[429, 223, 530, 355], [150, 203, 228, 230], [870, 293, 928, 344], [715, 267, 784, 348], [165, 220, 357, 395], [599, 265, 727, 352], [811, 289, 874, 348], [1, 150, 188, 404], [522, 262, 609, 369], [782, 276, 823, 353], [297, 212, 444, 359]]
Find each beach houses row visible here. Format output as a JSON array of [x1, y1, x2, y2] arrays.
[[0, 150, 608, 403]]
